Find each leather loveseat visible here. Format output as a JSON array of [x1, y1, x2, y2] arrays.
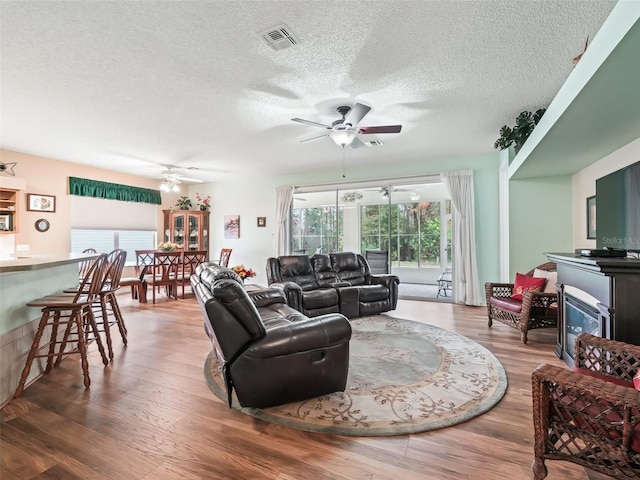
[[266, 252, 399, 318], [191, 262, 351, 409]]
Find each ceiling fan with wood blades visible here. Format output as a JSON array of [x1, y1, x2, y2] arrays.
[[292, 103, 402, 148]]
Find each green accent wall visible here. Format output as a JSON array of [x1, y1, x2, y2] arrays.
[[509, 176, 573, 277]]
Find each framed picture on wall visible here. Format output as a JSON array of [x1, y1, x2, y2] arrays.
[[0, 214, 11, 231], [224, 215, 240, 239], [27, 193, 56, 212], [257, 216, 266, 227], [586, 196, 596, 239]]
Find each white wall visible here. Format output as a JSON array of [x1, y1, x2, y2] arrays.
[[572, 136, 640, 249], [187, 151, 502, 291]]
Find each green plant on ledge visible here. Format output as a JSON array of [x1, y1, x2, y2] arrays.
[[494, 108, 546, 152], [175, 196, 193, 210]]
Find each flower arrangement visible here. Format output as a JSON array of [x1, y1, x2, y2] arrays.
[[157, 242, 181, 251], [232, 264, 256, 281], [196, 192, 211, 211]]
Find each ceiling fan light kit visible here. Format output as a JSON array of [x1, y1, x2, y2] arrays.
[[329, 129, 358, 146], [292, 103, 402, 148]]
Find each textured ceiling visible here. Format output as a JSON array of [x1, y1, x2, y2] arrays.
[[0, 0, 618, 183]]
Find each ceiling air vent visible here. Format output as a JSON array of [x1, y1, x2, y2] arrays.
[[365, 140, 384, 147], [258, 24, 299, 51]]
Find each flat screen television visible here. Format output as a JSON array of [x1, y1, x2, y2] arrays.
[[595, 160, 640, 252]]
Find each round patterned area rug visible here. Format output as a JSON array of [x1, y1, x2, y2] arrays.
[[204, 315, 508, 436]]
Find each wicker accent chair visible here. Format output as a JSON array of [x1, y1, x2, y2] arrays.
[[485, 262, 558, 344], [531, 334, 640, 479]]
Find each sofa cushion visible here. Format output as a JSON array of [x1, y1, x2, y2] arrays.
[[511, 273, 546, 300], [278, 255, 319, 291], [358, 284, 389, 302], [490, 296, 523, 313], [533, 268, 558, 294], [302, 288, 339, 310], [331, 252, 366, 285], [313, 254, 339, 287]]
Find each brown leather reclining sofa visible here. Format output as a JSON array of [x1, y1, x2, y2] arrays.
[[266, 252, 399, 318], [191, 262, 351, 408]]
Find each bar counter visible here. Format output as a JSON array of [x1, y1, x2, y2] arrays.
[[0, 252, 96, 405]]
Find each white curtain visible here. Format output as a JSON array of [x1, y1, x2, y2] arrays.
[[441, 170, 482, 306], [274, 185, 294, 256]]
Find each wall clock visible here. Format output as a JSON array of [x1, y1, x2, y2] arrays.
[[35, 218, 50, 232]]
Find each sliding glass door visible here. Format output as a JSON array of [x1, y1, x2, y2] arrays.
[[291, 179, 453, 298]]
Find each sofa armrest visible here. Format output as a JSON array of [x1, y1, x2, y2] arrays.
[[268, 281, 303, 310], [248, 288, 287, 308], [367, 273, 399, 289], [243, 313, 352, 358]]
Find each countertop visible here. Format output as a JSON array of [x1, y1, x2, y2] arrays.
[[0, 252, 98, 273]]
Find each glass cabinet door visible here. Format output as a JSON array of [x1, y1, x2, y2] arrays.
[[187, 214, 200, 250], [173, 213, 185, 248]]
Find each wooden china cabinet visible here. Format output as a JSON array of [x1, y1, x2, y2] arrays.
[[163, 209, 210, 256]]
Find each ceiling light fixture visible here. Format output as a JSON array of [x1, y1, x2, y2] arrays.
[[160, 179, 180, 192], [329, 129, 357, 146]]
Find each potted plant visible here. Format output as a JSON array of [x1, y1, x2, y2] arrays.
[[175, 196, 192, 210], [196, 192, 211, 211], [494, 108, 546, 153]]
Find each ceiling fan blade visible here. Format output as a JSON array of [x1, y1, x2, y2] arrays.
[[347, 103, 371, 126], [292, 118, 331, 129], [350, 137, 366, 149], [176, 175, 203, 183], [358, 125, 402, 134], [301, 133, 329, 143]]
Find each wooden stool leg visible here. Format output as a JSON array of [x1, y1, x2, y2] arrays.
[[84, 307, 109, 366], [73, 311, 91, 389], [14, 310, 51, 398], [108, 293, 128, 343], [47, 311, 63, 371], [98, 296, 114, 360]]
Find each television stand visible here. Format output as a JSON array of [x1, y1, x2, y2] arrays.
[[545, 252, 640, 366]]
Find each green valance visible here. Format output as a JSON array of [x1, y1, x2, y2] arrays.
[[69, 177, 162, 204]]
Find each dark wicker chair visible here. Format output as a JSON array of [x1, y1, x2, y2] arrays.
[[531, 334, 640, 479], [485, 262, 558, 344]]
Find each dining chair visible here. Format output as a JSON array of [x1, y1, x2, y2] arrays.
[[144, 251, 182, 304], [15, 254, 110, 397], [218, 248, 232, 267], [179, 250, 208, 298]]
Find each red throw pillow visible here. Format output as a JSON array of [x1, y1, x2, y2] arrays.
[[511, 273, 546, 301], [634, 368, 640, 391]]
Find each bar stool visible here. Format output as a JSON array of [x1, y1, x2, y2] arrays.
[[14, 254, 109, 397], [67, 249, 128, 360]]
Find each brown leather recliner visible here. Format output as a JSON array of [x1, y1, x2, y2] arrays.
[[192, 262, 351, 409]]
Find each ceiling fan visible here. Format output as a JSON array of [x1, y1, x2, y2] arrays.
[[159, 166, 202, 192], [292, 103, 402, 148]]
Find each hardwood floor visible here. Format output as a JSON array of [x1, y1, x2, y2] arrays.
[[1, 291, 607, 479]]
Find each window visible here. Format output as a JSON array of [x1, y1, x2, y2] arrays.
[[292, 206, 344, 254], [360, 200, 451, 268], [71, 229, 157, 265]]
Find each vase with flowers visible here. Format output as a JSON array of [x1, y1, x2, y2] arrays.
[[157, 241, 181, 251], [232, 264, 256, 283], [196, 193, 211, 212]]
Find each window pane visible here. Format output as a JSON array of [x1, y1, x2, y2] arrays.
[[71, 230, 114, 253]]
